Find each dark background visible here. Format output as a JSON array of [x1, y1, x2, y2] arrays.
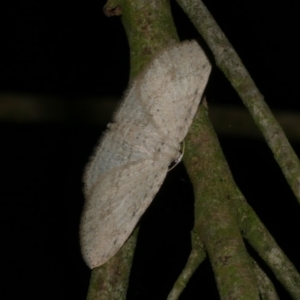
[[1, 0, 299, 299]]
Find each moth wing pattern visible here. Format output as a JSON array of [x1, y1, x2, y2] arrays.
[[113, 80, 151, 127], [138, 40, 211, 143], [80, 159, 168, 269], [84, 78, 162, 192], [83, 120, 152, 194]]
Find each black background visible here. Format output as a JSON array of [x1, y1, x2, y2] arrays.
[[1, 0, 299, 299]]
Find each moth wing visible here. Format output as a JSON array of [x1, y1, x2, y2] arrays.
[[80, 159, 168, 269], [113, 80, 152, 127], [138, 40, 211, 142], [83, 130, 127, 192], [83, 122, 152, 193]]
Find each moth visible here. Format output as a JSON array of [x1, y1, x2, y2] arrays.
[[80, 40, 211, 268]]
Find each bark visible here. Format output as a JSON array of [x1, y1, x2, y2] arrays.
[[183, 101, 259, 299]]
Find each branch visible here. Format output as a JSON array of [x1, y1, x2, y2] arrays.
[[86, 228, 138, 300], [184, 101, 260, 299], [176, 0, 300, 205], [240, 203, 300, 299], [167, 231, 206, 300], [184, 99, 300, 298], [252, 260, 279, 300]]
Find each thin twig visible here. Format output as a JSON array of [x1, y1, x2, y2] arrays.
[[167, 232, 206, 300]]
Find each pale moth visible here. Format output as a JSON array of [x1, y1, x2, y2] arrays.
[[80, 40, 211, 268]]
